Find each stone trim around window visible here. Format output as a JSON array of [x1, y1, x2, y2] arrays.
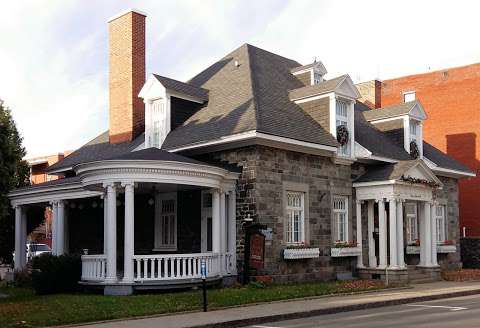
[[282, 181, 310, 246]]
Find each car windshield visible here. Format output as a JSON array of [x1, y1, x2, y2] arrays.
[[29, 244, 51, 252]]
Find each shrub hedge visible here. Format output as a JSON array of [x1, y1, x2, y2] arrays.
[[31, 254, 81, 294], [461, 237, 480, 269]]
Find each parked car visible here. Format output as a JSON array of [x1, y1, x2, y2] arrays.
[[13, 243, 52, 265]]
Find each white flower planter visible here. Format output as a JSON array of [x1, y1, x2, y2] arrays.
[[283, 247, 320, 260], [330, 247, 362, 257], [437, 245, 457, 253], [406, 245, 456, 254], [406, 246, 420, 254]]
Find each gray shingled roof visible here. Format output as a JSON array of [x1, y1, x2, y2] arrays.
[[153, 74, 209, 101], [355, 102, 473, 174], [363, 101, 418, 121], [46, 132, 144, 172], [288, 75, 347, 101], [355, 102, 412, 160], [13, 176, 81, 192], [161, 44, 337, 150], [104, 147, 206, 165], [290, 62, 315, 73], [355, 160, 420, 183]]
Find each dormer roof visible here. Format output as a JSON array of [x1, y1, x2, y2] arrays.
[[363, 100, 427, 122], [139, 74, 209, 103], [288, 74, 361, 101], [290, 61, 327, 76]]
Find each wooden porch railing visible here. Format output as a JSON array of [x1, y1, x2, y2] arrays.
[[81, 254, 106, 281], [132, 253, 221, 281]]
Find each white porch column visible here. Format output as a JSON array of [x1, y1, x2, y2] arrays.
[[56, 200, 65, 255], [396, 199, 405, 269], [105, 183, 117, 282], [64, 205, 69, 254], [228, 190, 237, 274], [14, 206, 25, 270], [378, 199, 387, 268], [355, 200, 364, 268], [123, 182, 135, 283], [420, 201, 432, 267], [220, 191, 226, 252], [51, 201, 58, 255], [367, 200, 376, 267], [103, 193, 108, 255], [212, 189, 221, 254], [430, 202, 438, 267], [388, 198, 398, 269], [20, 208, 27, 267]]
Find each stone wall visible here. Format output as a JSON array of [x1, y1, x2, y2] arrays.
[[434, 176, 462, 269], [211, 145, 356, 282]]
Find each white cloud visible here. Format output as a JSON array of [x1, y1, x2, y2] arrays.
[[1, 0, 479, 157]]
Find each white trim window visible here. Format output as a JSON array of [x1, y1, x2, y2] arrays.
[[405, 203, 419, 244], [151, 100, 165, 148], [336, 100, 350, 156], [154, 192, 177, 251], [286, 191, 305, 244], [403, 91, 416, 103], [313, 71, 322, 85], [333, 196, 348, 242], [410, 120, 419, 143], [435, 205, 447, 244]]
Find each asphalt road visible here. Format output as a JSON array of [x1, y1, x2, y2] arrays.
[[245, 294, 480, 328]]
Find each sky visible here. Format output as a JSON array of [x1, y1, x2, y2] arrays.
[[1, 0, 479, 158]]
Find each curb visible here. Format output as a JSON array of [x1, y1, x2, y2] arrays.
[[191, 288, 480, 328]]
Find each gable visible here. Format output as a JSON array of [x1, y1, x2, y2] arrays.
[[409, 102, 427, 120], [403, 161, 442, 186], [335, 76, 361, 99]]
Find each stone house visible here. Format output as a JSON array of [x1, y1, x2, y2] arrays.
[[8, 9, 474, 295]]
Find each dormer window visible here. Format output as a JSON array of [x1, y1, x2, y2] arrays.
[[336, 99, 350, 156], [150, 99, 167, 148], [313, 71, 323, 85]]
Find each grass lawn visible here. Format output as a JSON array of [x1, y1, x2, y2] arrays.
[[0, 279, 386, 327]]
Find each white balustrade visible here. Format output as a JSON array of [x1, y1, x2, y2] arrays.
[[81, 255, 107, 281], [132, 253, 221, 281]]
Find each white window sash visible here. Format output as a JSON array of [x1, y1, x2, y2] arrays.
[[333, 196, 348, 242], [286, 191, 305, 244]]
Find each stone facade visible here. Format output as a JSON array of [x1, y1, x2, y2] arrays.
[[210, 145, 357, 282]]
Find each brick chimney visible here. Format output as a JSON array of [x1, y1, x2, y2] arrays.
[[356, 80, 382, 109], [108, 9, 146, 144]]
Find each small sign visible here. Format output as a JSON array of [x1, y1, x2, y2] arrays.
[[200, 259, 207, 279], [249, 232, 265, 269]]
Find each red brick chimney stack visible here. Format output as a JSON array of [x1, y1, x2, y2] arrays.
[[108, 9, 146, 144]]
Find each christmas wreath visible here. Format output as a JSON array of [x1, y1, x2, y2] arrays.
[[336, 125, 349, 146], [410, 140, 420, 159]]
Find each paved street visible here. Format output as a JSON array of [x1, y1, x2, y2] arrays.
[[245, 295, 480, 328]]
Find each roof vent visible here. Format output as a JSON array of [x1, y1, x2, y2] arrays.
[[234, 60, 240, 67]]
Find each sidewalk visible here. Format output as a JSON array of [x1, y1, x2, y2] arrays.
[[75, 281, 480, 328]]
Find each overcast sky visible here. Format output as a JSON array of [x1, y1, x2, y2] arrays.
[[1, 0, 479, 158]]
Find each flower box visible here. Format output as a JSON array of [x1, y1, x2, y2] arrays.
[[437, 245, 457, 253], [406, 246, 420, 254], [283, 247, 320, 260], [406, 245, 457, 254], [330, 247, 362, 257]]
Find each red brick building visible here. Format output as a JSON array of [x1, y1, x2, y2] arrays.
[[26, 151, 72, 246], [357, 63, 480, 236]]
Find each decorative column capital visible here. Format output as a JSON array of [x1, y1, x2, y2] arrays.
[[355, 199, 364, 205], [121, 181, 136, 188], [103, 181, 117, 191]]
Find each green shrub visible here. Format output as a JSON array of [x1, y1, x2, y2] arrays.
[[14, 268, 32, 287], [31, 254, 81, 295]]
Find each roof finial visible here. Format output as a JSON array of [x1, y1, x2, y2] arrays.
[[314, 56, 317, 63]]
